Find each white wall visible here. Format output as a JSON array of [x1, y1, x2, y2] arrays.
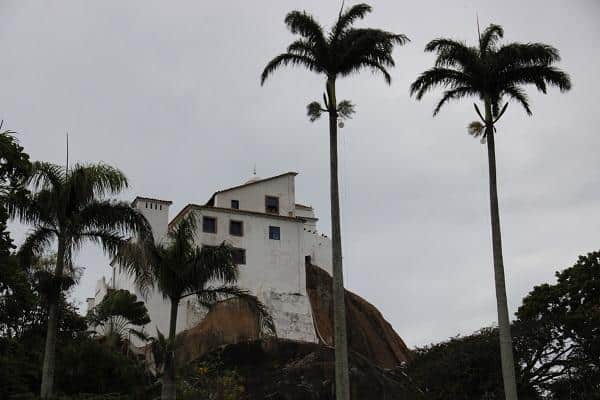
[[91, 176, 333, 345], [302, 228, 332, 274], [192, 207, 317, 342], [133, 198, 170, 242], [215, 174, 296, 217]]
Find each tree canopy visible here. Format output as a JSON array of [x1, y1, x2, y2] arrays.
[[410, 24, 571, 118]]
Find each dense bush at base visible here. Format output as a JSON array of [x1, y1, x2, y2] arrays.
[[1, 334, 153, 400]]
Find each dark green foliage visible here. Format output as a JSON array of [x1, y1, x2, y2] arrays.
[[1, 335, 152, 400], [261, 4, 408, 86], [262, 3, 408, 119], [410, 24, 571, 119], [117, 215, 274, 398], [403, 251, 600, 399], [515, 251, 600, 398], [179, 340, 424, 400], [1, 289, 151, 400], [87, 289, 151, 344], [5, 161, 152, 398], [0, 124, 31, 199], [402, 328, 539, 400]]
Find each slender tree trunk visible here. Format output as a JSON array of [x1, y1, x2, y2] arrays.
[[40, 238, 66, 399], [484, 100, 519, 400], [327, 77, 351, 400], [161, 299, 179, 400]]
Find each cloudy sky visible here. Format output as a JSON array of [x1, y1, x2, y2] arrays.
[[2, 0, 599, 348]]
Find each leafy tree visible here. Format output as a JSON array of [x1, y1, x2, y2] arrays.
[[403, 327, 542, 400], [261, 4, 408, 398], [0, 124, 31, 287], [4, 162, 152, 399], [116, 214, 274, 400], [410, 23, 571, 400], [87, 288, 151, 348], [515, 251, 600, 398], [403, 251, 599, 399]]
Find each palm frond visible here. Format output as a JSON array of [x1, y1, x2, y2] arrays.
[[503, 85, 532, 115], [27, 162, 65, 192], [18, 226, 56, 268], [337, 100, 355, 119], [261, 53, 320, 85], [195, 286, 275, 336], [501, 65, 571, 93], [4, 190, 52, 227], [433, 87, 478, 116], [342, 58, 393, 84], [79, 200, 153, 241], [287, 40, 318, 58], [331, 3, 372, 41], [496, 43, 561, 68], [67, 163, 128, 205], [467, 121, 486, 138], [425, 38, 468, 53], [284, 10, 326, 47], [90, 289, 151, 327], [307, 101, 325, 122], [480, 24, 504, 52], [410, 68, 473, 99], [114, 239, 158, 298], [75, 229, 125, 258]]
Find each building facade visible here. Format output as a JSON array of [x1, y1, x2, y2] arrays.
[[88, 172, 332, 343]]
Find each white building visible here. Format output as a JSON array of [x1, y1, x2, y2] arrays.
[[89, 172, 332, 343]]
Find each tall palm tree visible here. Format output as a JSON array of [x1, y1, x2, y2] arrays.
[[116, 214, 274, 400], [261, 5, 408, 398], [4, 161, 151, 399], [410, 24, 571, 400]]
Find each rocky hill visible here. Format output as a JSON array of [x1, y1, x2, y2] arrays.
[[173, 264, 419, 398]]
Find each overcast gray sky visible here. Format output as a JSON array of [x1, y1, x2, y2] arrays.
[[2, 0, 599, 348]]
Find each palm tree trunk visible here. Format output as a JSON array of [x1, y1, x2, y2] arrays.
[[327, 77, 350, 400], [162, 299, 179, 400], [40, 238, 66, 399], [484, 100, 519, 400]]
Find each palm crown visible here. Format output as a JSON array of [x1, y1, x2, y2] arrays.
[[116, 215, 275, 334], [410, 24, 571, 118], [6, 162, 151, 272], [261, 4, 408, 89]]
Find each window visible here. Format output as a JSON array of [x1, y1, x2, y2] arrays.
[[231, 199, 239, 209], [202, 216, 217, 233], [232, 248, 246, 265], [265, 196, 279, 214], [229, 220, 243, 236], [269, 226, 280, 240]]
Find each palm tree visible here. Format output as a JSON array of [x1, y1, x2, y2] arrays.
[[261, 5, 408, 398], [87, 288, 151, 348], [5, 161, 151, 399], [116, 214, 274, 400], [410, 24, 571, 400]]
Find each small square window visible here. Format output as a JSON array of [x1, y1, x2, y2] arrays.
[[269, 226, 280, 240], [231, 200, 239, 209], [265, 196, 279, 214], [230, 220, 243, 236], [202, 217, 217, 233], [232, 248, 246, 265]]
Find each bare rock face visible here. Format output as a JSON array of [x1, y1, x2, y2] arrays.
[[306, 263, 412, 368], [176, 297, 263, 367], [176, 264, 411, 369]]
